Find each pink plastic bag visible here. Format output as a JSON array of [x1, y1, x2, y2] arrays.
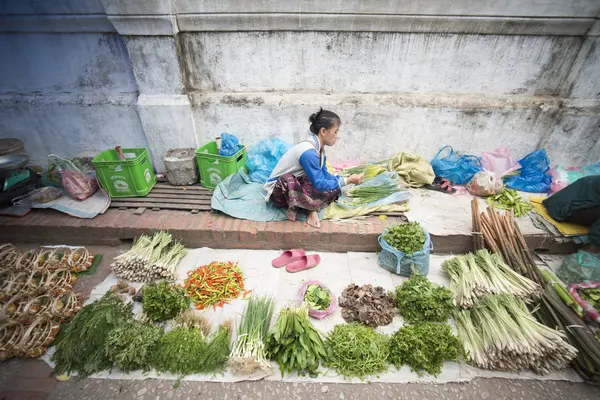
[[297, 280, 336, 320], [481, 147, 520, 179], [48, 154, 99, 201], [568, 282, 600, 323], [549, 163, 600, 194]]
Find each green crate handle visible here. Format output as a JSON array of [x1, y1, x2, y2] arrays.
[[235, 153, 244, 163]]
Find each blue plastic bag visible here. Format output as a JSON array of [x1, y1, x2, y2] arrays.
[[430, 146, 482, 185], [246, 139, 291, 183], [504, 149, 552, 193], [378, 228, 433, 277], [219, 133, 242, 156]]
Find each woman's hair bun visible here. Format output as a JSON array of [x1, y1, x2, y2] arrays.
[[308, 107, 323, 123]]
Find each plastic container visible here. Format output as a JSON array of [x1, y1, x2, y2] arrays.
[[92, 148, 156, 197], [195, 141, 247, 189], [377, 229, 433, 277]]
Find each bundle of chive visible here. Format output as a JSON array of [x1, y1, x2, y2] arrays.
[[345, 181, 401, 206]]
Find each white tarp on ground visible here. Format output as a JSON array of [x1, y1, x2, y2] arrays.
[[43, 248, 581, 384]]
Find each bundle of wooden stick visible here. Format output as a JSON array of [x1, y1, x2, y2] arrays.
[[470, 199, 543, 285]]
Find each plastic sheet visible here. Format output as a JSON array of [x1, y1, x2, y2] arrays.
[[246, 139, 291, 183]]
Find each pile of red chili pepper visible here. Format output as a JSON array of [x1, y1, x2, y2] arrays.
[[184, 261, 251, 310]]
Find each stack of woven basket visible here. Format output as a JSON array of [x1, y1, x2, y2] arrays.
[[0, 243, 93, 360]]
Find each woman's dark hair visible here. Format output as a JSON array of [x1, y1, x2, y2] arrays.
[[309, 108, 341, 134]]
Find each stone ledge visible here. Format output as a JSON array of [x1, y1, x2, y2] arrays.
[[0, 14, 116, 33], [177, 14, 596, 36], [0, 209, 577, 254]]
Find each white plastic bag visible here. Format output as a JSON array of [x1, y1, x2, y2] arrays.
[[466, 170, 503, 197]]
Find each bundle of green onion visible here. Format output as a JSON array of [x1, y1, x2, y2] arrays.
[[454, 294, 577, 374], [442, 250, 541, 308], [345, 182, 401, 206], [228, 296, 275, 374]]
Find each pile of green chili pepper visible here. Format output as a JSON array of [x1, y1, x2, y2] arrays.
[[184, 261, 251, 310]]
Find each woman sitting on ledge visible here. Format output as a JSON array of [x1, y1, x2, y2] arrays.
[[261, 108, 364, 229]]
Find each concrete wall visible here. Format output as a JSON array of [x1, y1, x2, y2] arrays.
[[1, 0, 599, 172]]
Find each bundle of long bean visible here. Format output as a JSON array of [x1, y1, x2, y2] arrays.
[[345, 182, 401, 205], [229, 296, 275, 374], [454, 294, 577, 374], [111, 231, 187, 282], [442, 250, 541, 308], [184, 261, 249, 310]]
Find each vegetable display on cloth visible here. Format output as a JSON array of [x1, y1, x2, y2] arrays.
[[104, 320, 162, 372], [454, 294, 577, 374], [297, 280, 337, 320], [151, 324, 208, 376], [486, 187, 533, 217], [382, 222, 426, 256], [344, 181, 402, 206], [229, 296, 275, 374], [111, 232, 187, 282], [184, 261, 248, 310], [51, 292, 133, 378], [142, 281, 190, 322], [442, 250, 541, 308], [388, 322, 462, 376], [324, 323, 389, 380], [394, 273, 453, 323], [339, 284, 396, 327], [265, 304, 327, 377]]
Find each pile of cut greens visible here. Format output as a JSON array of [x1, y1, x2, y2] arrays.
[[324, 323, 389, 380], [382, 222, 426, 256], [105, 320, 162, 372], [265, 303, 326, 377], [151, 325, 208, 375], [388, 322, 462, 376], [345, 182, 401, 206], [303, 284, 331, 311], [394, 272, 454, 323], [442, 250, 541, 308], [52, 292, 133, 377], [142, 280, 190, 322]]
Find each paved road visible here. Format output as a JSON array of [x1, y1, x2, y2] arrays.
[[1, 244, 598, 400]]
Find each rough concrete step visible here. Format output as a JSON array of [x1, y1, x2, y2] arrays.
[[0, 209, 577, 254]]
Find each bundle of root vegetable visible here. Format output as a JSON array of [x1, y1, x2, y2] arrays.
[[111, 231, 187, 282], [454, 294, 577, 374]]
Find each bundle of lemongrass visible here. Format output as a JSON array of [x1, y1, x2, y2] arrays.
[[228, 296, 275, 374], [111, 231, 187, 282], [454, 294, 577, 374], [442, 250, 541, 308]]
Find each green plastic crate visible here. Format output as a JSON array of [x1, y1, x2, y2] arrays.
[[195, 141, 247, 189], [92, 148, 156, 197]]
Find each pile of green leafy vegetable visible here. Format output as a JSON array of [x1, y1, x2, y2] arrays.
[[324, 323, 389, 380], [395, 273, 454, 323], [52, 292, 133, 377], [142, 280, 190, 322], [388, 322, 462, 376], [151, 325, 208, 375], [303, 284, 331, 310], [105, 320, 162, 372], [201, 322, 232, 373], [265, 304, 327, 377], [382, 222, 426, 256]]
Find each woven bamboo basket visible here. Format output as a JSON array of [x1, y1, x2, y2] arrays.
[[53, 291, 84, 322], [18, 316, 60, 358], [68, 247, 94, 273], [0, 243, 20, 271], [0, 321, 24, 360], [39, 268, 77, 295], [0, 270, 38, 300]]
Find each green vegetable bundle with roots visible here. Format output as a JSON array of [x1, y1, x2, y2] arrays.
[[388, 322, 463, 376], [394, 272, 454, 323], [112, 231, 187, 282], [51, 292, 133, 377], [454, 294, 577, 374], [265, 303, 327, 377], [324, 323, 389, 380], [442, 250, 541, 308], [382, 222, 426, 256], [105, 319, 162, 372], [229, 296, 275, 374]]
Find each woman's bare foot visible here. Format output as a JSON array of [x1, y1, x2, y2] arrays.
[[307, 211, 321, 229]]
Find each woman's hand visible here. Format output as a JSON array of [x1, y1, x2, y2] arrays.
[[347, 174, 365, 185]]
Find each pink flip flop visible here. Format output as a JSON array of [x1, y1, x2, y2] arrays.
[[285, 254, 321, 273], [272, 249, 305, 268]]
